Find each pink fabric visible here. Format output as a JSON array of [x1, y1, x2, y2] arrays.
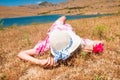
[[81, 38, 104, 53], [34, 21, 74, 54], [34, 36, 50, 54], [49, 22, 73, 32], [82, 38, 94, 46]]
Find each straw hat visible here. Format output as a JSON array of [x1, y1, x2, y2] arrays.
[[49, 30, 82, 61]]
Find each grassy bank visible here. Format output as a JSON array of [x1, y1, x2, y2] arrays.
[[0, 15, 120, 80]]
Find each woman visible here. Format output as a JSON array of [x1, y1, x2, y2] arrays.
[[18, 16, 104, 67]]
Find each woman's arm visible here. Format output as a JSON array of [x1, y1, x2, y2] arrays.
[[17, 49, 55, 67], [55, 16, 66, 24], [48, 16, 67, 32]]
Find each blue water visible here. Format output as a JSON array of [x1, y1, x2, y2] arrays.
[[1, 14, 111, 27]]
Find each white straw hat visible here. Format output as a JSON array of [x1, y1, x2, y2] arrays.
[[49, 30, 82, 61]]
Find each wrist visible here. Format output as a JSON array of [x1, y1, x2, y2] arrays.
[[34, 59, 41, 65]]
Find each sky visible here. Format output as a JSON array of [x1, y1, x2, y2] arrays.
[[0, 0, 67, 6]]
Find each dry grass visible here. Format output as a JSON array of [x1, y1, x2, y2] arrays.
[[0, 15, 120, 80]]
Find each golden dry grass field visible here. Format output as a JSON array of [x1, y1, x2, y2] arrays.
[[0, 14, 120, 80]]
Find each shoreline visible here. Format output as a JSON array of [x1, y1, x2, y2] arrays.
[[1, 13, 114, 27], [0, 12, 116, 20], [0, 13, 113, 19]]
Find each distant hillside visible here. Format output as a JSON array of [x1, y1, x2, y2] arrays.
[[0, 0, 120, 18], [38, 1, 55, 7]]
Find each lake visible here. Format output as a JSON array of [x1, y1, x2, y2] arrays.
[[0, 14, 111, 27]]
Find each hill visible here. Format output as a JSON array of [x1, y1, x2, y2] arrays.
[[0, 0, 120, 18], [38, 1, 55, 7]]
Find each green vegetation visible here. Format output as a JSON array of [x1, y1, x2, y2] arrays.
[[37, 6, 86, 15], [95, 75, 104, 80], [38, 11, 51, 15], [117, 10, 120, 15], [0, 73, 6, 80], [0, 19, 4, 30], [92, 24, 109, 39], [80, 51, 89, 60], [64, 6, 86, 10]]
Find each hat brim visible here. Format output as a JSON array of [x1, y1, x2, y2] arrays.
[[67, 31, 81, 55], [51, 31, 82, 56]]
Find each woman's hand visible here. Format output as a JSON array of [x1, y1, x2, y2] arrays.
[[39, 57, 56, 68], [82, 45, 93, 52], [82, 40, 104, 53]]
